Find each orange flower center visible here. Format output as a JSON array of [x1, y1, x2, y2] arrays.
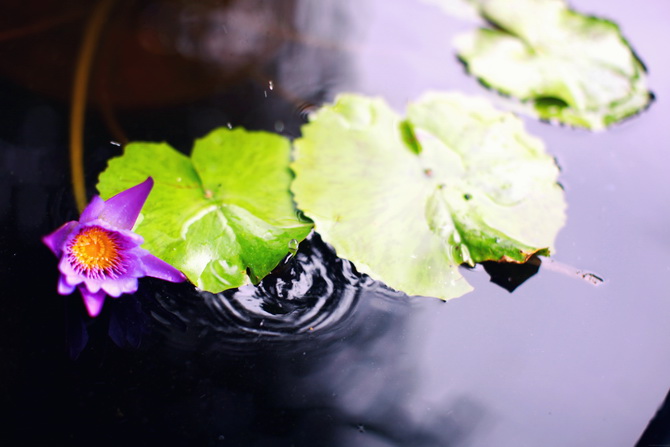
[[69, 226, 125, 278]]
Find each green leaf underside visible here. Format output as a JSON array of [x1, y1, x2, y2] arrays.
[[291, 93, 565, 300], [454, 0, 652, 130], [97, 128, 313, 292]]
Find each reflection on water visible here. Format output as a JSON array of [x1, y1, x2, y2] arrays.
[[130, 241, 488, 446]]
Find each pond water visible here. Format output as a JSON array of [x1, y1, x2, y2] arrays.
[[1, 0, 670, 446]]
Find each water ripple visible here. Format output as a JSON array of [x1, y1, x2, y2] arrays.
[[153, 233, 361, 352]]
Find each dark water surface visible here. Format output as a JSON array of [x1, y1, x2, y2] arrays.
[[1, 0, 669, 446]]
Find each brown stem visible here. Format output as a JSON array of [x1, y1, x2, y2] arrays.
[[540, 257, 605, 286], [70, 0, 116, 212]]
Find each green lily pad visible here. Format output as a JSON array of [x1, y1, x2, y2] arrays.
[[97, 127, 313, 292], [291, 93, 565, 300], [454, 0, 652, 129]]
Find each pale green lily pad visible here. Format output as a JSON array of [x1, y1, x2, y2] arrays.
[[97, 128, 313, 292], [454, 0, 652, 130], [291, 93, 565, 300]]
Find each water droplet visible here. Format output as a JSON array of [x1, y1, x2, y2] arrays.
[[226, 122, 232, 129], [274, 121, 285, 132], [264, 90, 268, 98], [463, 193, 472, 201], [110, 141, 121, 146], [288, 239, 299, 255], [268, 80, 274, 90]]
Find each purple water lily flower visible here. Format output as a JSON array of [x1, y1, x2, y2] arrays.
[[43, 177, 186, 317]]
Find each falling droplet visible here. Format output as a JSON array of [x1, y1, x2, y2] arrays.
[[288, 239, 299, 256], [268, 80, 274, 90], [226, 122, 233, 129]]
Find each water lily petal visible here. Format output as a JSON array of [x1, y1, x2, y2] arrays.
[[99, 177, 153, 230], [79, 286, 107, 317], [58, 257, 85, 286], [79, 196, 106, 223], [84, 279, 103, 293], [102, 277, 138, 297], [119, 277, 140, 294], [42, 221, 78, 256], [140, 252, 187, 283], [58, 275, 76, 295], [116, 227, 145, 247]]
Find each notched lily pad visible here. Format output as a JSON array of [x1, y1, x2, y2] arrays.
[[291, 93, 566, 300], [454, 0, 653, 129], [97, 128, 313, 293]]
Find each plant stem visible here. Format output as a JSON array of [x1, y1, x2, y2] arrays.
[[70, 0, 115, 212]]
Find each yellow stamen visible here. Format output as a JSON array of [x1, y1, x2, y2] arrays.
[[69, 226, 123, 276]]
